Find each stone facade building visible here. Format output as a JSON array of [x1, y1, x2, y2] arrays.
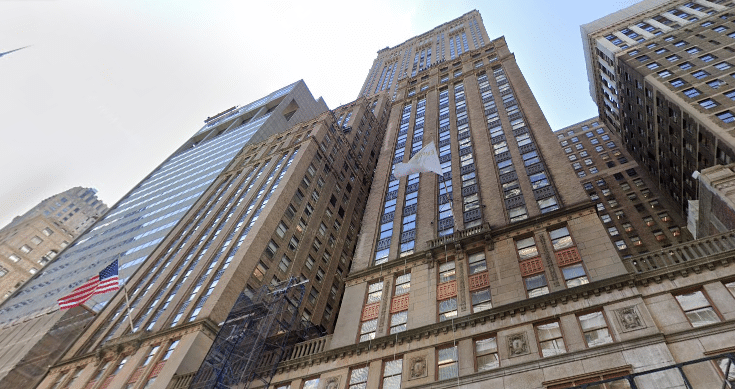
[[581, 0, 735, 216], [555, 117, 691, 257], [0, 81, 329, 388], [238, 13, 735, 389], [0, 187, 107, 301], [36, 95, 392, 389]]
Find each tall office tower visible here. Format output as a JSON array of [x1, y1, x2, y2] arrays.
[[212, 15, 735, 389], [555, 117, 691, 256], [358, 10, 490, 99], [37, 95, 391, 389], [581, 0, 735, 216], [0, 187, 108, 301], [0, 81, 329, 388]]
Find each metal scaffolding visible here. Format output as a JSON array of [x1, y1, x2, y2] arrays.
[[189, 277, 310, 389]]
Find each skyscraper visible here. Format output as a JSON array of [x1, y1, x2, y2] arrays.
[[228, 12, 735, 389], [555, 117, 691, 256], [0, 81, 329, 388], [37, 93, 392, 389], [359, 10, 490, 100], [581, 0, 735, 216]]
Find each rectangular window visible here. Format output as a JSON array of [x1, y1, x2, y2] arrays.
[[525, 273, 548, 297], [437, 346, 458, 380], [390, 311, 408, 334], [717, 111, 735, 123], [303, 378, 320, 389], [438, 297, 457, 321], [253, 261, 268, 282], [471, 288, 492, 312], [670, 78, 685, 87], [699, 98, 719, 109], [278, 255, 291, 272], [475, 337, 499, 371], [382, 359, 402, 389], [516, 236, 538, 259], [438, 261, 456, 283], [675, 290, 721, 327], [536, 321, 566, 357], [578, 311, 613, 347], [348, 367, 368, 389], [683, 88, 701, 98], [692, 70, 710, 79]]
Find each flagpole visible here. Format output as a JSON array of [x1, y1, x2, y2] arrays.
[[122, 282, 135, 332]]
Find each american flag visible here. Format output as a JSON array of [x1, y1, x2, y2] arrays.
[[58, 260, 120, 310]]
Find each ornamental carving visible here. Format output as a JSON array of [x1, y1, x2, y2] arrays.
[[507, 332, 529, 357], [361, 303, 380, 321], [409, 355, 428, 380], [519, 257, 543, 276], [468, 272, 489, 291], [436, 280, 457, 300], [391, 295, 409, 313], [323, 375, 341, 389], [614, 305, 646, 332], [556, 247, 581, 267]]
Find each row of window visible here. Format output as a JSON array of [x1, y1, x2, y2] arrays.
[[345, 282, 734, 389], [49, 339, 178, 389]]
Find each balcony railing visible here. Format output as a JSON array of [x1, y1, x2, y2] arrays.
[[428, 222, 490, 249], [623, 230, 735, 274]]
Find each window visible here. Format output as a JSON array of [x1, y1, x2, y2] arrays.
[[390, 310, 407, 334], [674, 40, 687, 47], [438, 261, 456, 283], [562, 263, 588, 287], [42, 227, 53, 236], [275, 221, 288, 238], [382, 359, 402, 389], [658, 69, 672, 78], [348, 367, 368, 389], [683, 87, 701, 98], [699, 98, 719, 109], [525, 273, 548, 297], [536, 321, 566, 357], [437, 346, 458, 380], [475, 337, 499, 371], [8, 254, 19, 262], [700, 54, 717, 62], [685, 46, 700, 54], [252, 261, 268, 282], [646, 62, 660, 69], [665, 54, 679, 62], [359, 281, 383, 341], [692, 70, 710, 79], [709, 79, 726, 89], [516, 236, 538, 260], [579, 311, 613, 347], [675, 290, 720, 327], [670, 78, 685, 87], [615, 240, 627, 251], [303, 378, 320, 389], [279, 255, 291, 272], [19, 245, 31, 253], [438, 296, 457, 322], [264, 240, 278, 259], [717, 111, 735, 123], [715, 61, 733, 70], [549, 226, 573, 250]]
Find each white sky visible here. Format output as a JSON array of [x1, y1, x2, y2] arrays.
[[0, 0, 639, 227]]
